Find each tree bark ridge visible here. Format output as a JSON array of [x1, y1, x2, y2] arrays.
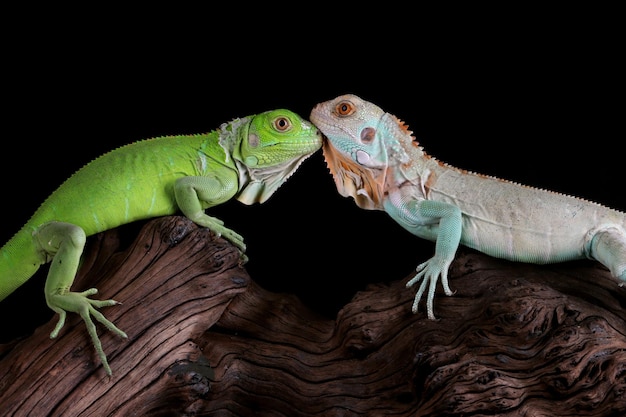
[[1, 216, 625, 416]]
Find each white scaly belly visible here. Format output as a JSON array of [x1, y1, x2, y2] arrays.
[[423, 166, 626, 264]]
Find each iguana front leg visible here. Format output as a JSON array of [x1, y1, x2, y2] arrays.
[[174, 175, 247, 257], [385, 196, 463, 320], [34, 221, 128, 376]]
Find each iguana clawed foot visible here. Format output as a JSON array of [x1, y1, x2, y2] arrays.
[[212, 225, 246, 254], [47, 288, 127, 375], [406, 257, 455, 320], [186, 213, 248, 260]]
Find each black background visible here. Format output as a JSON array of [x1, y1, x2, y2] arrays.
[[1, 7, 622, 339]]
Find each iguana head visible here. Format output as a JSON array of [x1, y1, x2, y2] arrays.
[[229, 109, 322, 204], [310, 94, 410, 210]]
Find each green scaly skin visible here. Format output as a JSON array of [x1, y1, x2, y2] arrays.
[[0, 109, 322, 375], [310, 94, 626, 320]]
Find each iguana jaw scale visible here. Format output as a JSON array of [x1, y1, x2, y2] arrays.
[[235, 147, 319, 205], [322, 137, 386, 210]]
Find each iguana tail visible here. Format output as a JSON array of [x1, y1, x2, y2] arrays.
[[0, 229, 44, 301]]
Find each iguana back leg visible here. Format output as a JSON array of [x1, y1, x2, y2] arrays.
[[33, 221, 127, 375], [587, 225, 626, 285]]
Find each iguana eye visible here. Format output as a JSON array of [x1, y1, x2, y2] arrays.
[[273, 116, 292, 132], [335, 100, 355, 117]]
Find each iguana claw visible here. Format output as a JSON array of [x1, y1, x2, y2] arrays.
[[406, 258, 454, 320], [47, 288, 127, 375]]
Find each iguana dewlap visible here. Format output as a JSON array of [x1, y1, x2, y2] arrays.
[[0, 109, 322, 375], [310, 93, 626, 320]]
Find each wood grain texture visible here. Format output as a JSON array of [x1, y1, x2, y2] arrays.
[[0, 216, 248, 416], [1, 216, 625, 416]]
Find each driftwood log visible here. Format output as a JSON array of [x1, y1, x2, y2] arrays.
[[1, 216, 625, 416]]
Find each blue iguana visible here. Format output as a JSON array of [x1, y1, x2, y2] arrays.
[[310, 93, 626, 320], [0, 109, 322, 374]]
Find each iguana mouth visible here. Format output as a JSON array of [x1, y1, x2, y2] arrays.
[[322, 138, 386, 211]]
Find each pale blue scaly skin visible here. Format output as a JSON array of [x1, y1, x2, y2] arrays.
[[310, 94, 626, 320], [0, 109, 322, 375]]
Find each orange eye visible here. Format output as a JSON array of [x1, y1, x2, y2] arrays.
[[273, 116, 292, 132], [335, 100, 355, 117]]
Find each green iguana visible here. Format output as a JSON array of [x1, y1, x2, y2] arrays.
[[0, 109, 322, 375], [310, 93, 626, 320]]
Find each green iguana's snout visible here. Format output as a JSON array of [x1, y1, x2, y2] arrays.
[[239, 109, 322, 168], [234, 109, 322, 205]]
